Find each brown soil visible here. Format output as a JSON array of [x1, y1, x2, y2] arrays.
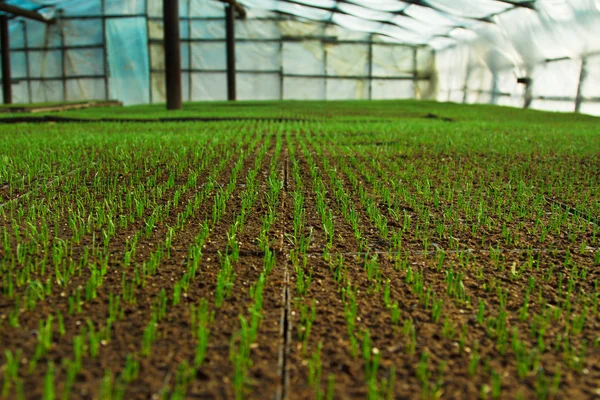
[[0, 127, 599, 400]]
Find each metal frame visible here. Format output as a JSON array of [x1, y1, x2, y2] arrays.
[[412, 46, 418, 98], [455, 49, 598, 110], [8, 0, 594, 110], [243, 0, 536, 45], [225, 3, 236, 101], [150, 68, 428, 80], [147, 11, 427, 102], [101, 0, 110, 101], [150, 37, 418, 46], [0, 0, 60, 104], [574, 57, 587, 113], [187, 0, 193, 102], [2, 18, 107, 104], [1, 15, 11, 103], [367, 33, 373, 100], [163, 0, 182, 109], [278, 26, 284, 99], [22, 20, 32, 102], [451, 88, 600, 104], [59, 11, 67, 101]]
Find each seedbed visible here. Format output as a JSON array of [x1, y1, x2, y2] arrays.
[[0, 101, 599, 399]]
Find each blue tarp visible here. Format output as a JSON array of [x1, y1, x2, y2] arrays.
[[106, 17, 150, 105], [1, 0, 149, 104]]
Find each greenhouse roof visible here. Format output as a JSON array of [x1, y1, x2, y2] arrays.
[[1, 0, 599, 55], [237, 0, 535, 45]]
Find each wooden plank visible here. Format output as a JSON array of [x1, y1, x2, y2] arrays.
[[0, 100, 123, 114]]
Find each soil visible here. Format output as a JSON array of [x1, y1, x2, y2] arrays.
[[0, 125, 599, 400]]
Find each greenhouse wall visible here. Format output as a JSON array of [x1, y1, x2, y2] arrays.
[[2, 0, 598, 116], [434, 2, 600, 116], [0, 0, 435, 105]]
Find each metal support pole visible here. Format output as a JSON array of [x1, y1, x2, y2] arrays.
[[367, 34, 373, 100], [490, 71, 499, 105], [517, 77, 533, 109], [1, 15, 12, 104], [323, 41, 328, 100], [101, 0, 110, 101], [523, 82, 532, 109], [23, 21, 32, 103], [60, 16, 67, 102], [279, 35, 283, 99], [225, 3, 236, 101], [146, 4, 153, 104], [412, 47, 418, 99], [187, 0, 192, 102], [163, 0, 182, 110], [462, 51, 472, 104], [575, 57, 587, 113]]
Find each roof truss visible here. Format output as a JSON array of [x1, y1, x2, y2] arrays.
[[240, 0, 538, 46]]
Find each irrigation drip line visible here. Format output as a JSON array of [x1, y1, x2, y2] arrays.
[[0, 172, 239, 211], [276, 159, 291, 400], [0, 191, 32, 210], [300, 246, 599, 257], [192, 245, 598, 259], [544, 196, 599, 226], [0, 164, 93, 210], [335, 139, 408, 147], [276, 268, 291, 400]]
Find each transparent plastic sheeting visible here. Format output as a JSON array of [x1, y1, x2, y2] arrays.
[[239, 0, 600, 114], [148, 16, 428, 102], [106, 18, 150, 105], [431, 1, 600, 114], [0, 0, 599, 115], [0, 0, 428, 104]]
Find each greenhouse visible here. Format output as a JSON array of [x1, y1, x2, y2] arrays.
[[0, 0, 598, 112], [0, 1, 599, 399]]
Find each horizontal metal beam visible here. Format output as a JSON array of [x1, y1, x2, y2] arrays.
[[149, 68, 431, 80], [458, 88, 600, 103], [148, 38, 417, 46], [273, 0, 443, 38], [10, 44, 104, 52], [544, 56, 571, 64], [9, 74, 105, 82], [152, 68, 281, 74], [495, 0, 535, 9], [148, 15, 280, 21], [63, 15, 279, 21], [284, 73, 432, 80], [0, 3, 56, 24]]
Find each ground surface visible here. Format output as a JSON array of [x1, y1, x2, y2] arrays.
[[0, 100, 599, 399]]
